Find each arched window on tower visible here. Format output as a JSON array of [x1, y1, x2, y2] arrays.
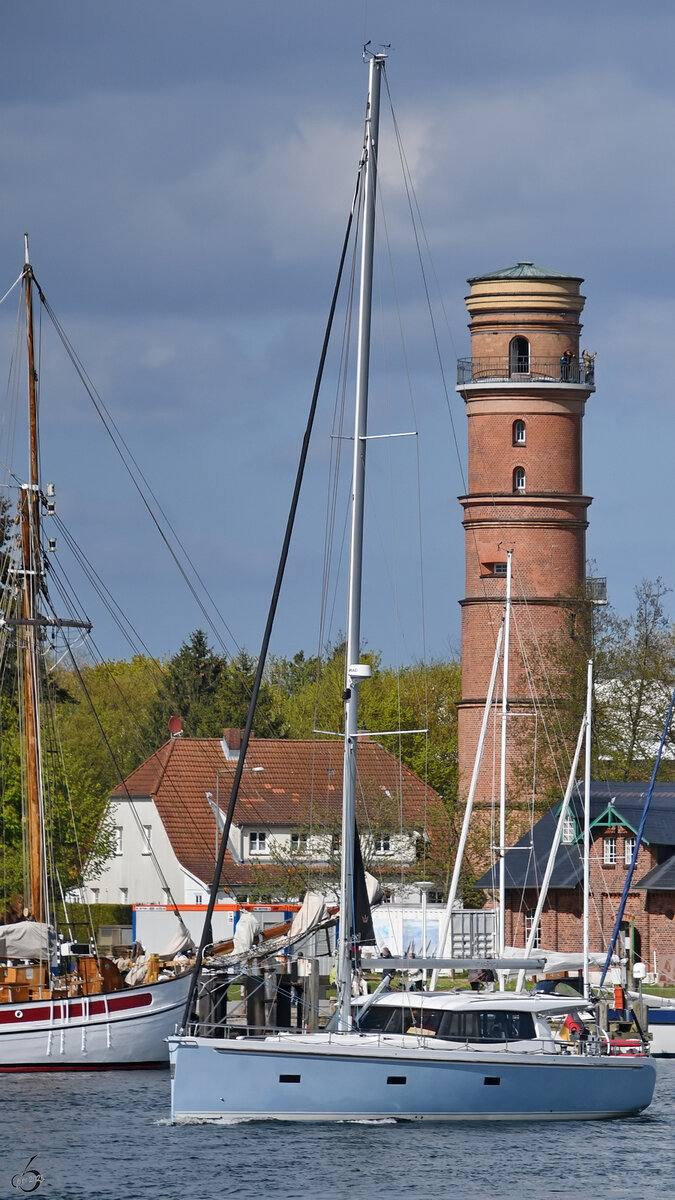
[[509, 336, 530, 376], [513, 466, 526, 493], [513, 419, 526, 446]]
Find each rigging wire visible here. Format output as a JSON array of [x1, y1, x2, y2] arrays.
[[30, 279, 241, 662]]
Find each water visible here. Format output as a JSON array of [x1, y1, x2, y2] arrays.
[[1, 1063, 674, 1200]]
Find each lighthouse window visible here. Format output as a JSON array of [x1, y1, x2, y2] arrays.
[[513, 467, 526, 492], [509, 337, 530, 375], [513, 420, 526, 446], [493, 563, 507, 577]]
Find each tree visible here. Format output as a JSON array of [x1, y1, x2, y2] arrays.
[[593, 578, 675, 780], [215, 649, 286, 738], [143, 629, 227, 743], [511, 577, 675, 806], [54, 654, 162, 792]]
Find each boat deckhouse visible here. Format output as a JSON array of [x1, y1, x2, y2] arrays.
[[85, 729, 443, 906], [476, 781, 675, 983]]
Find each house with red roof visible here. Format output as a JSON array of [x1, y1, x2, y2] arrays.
[[84, 729, 444, 906]]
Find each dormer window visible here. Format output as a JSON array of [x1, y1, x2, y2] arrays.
[[249, 830, 268, 855], [562, 814, 575, 844], [492, 562, 507, 577], [513, 419, 526, 446], [509, 336, 530, 375], [513, 467, 526, 493]]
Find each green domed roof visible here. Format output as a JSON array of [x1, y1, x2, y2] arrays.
[[468, 261, 583, 284]]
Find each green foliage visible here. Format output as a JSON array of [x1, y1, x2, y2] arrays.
[[142, 631, 285, 746], [54, 901, 132, 928], [513, 576, 675, 804], [54, 654, 162, 791], [593, 578, 675, 781]]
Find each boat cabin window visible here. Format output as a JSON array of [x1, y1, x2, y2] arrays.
[[357, 1005, 441, 1036], [356, 1004, 535, 1043], [436, 1009, 536, 1043]]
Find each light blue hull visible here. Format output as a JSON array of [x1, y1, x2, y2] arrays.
[[168, 1034, 656, 1122]]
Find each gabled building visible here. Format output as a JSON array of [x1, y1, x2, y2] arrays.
[[85, 729, 443, 906], [477, 782, 675, 981]]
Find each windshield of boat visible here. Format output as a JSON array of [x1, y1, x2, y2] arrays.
[[357, 1003, 536, 1042]]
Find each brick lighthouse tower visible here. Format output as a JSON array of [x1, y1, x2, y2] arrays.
[[456, 262, 595, 816]]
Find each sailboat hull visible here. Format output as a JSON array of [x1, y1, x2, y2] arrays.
[[0, 972, 192, 1072], [168, 1032, 656, 1122]]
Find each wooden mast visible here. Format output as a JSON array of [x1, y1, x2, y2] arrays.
[[21, 235, 46, 923]]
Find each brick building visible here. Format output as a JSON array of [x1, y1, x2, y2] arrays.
[[477, 782, 675, 982], [456, 262, 595, 809]]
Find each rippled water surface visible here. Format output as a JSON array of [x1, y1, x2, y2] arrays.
[[1, 1063, 674, 1200]]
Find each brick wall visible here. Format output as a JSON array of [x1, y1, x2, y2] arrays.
[[458, 268, 593, 818]]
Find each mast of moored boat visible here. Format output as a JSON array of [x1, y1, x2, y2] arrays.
[[497, 548, 513, 986], [20, 234, 47, 923], [336, 50, 385, 1032], [583, 658, 593, 999]]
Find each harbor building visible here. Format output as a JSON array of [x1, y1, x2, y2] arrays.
[[456, 262, 596, 819]]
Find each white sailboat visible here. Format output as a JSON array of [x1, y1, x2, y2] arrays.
[[168, 52, 656, 1121], [0, 241, 193, 1071]]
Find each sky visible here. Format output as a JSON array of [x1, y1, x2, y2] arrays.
[[1, 1, 675, 673]]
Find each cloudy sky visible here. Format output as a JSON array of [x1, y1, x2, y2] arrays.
[[1, 1, 674, 672]]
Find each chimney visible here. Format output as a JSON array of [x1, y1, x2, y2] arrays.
[[221, 728, 242, 761]]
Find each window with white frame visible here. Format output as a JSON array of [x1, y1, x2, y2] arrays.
[[119, 887, 128, 903], [562, 813, 575, 844], [91, 887, 100, 903], [142, 825, 152, 855], [603, 836, 617, 865], [625, 837, 636, 866], [291, 832, 308, 853], [114, 826, 123, 855], [513, 466, 526, 493], [493, 562, 508, 577], [513, 419, 526, 445], [375, 834, 391, 853], [524, 909, 541, 949], [249, 830, 268, 855]]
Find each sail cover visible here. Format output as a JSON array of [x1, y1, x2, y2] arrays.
[[0, 921, 52, 959], [352, 826, 376, 947]]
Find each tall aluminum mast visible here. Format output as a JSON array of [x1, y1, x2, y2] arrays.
[[336, 51, 385, 1031]]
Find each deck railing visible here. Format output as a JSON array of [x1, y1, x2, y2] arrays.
[[457, 357, 596, 387]]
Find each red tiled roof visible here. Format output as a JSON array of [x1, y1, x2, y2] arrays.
[[112, 736, 442, 889]]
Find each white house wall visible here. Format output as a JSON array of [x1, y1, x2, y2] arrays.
[[84, 797, 191, 906]]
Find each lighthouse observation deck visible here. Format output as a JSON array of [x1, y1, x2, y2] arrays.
[[457, 356, 595, 389]]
